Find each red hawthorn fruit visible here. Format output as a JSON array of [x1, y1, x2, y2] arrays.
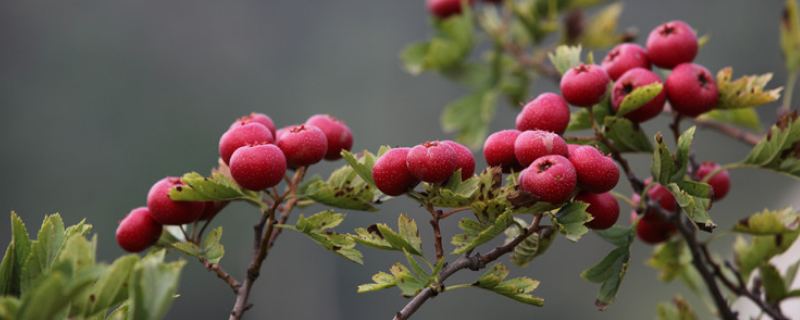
[[568, 145, 620, 193], [611, 68, 667, 123], [665, 63, 719, 117], [219, 122, 274, 165], [373, 147, 421, 196], [646, 20, 699, 69], [117, 207, 163, 253], [305, 114, 353, 161], [427, 0, 474, 18], [560, 64, 611, 107], [602, 43, 652, 81], [441, 140, 476, 181], [574, 191, 619, 230], [484, 129, 524, 174], [516, 93, 571, 135], [518, 155, 577, 204], [406, 141, 458, 183], [229, 143, 287, 191], [230, 112, 276, 139], [695, 161, 730, 201], [276, 124, 328, 168], [514, 130, 569, 168], [147, 177, 206, 225]]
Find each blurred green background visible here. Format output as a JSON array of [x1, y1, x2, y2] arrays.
[[1, 0, 799, 319]]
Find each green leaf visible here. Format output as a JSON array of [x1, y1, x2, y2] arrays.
[[760, 262, 788, 304], [129, 250, 185, 320], [505, 219, 556, 267], [171, 242, 203, 258], [646, 239, 692, 282], [17, 271, 81, 320], [656, 295, 699, 320], [548, 45, 583, 75], [733, 207, 800, 235], [404, 249, 429, 281], [742, 111, 800, 180], [80, 255, 138, 318], [283, 211, 363, 264], [441, 90, 499, 149], [401, 42, 430, 75], [566, 100, 612, 131], [429, 172, 479, 207], [576, 2, 626, 48], [1, 212, 31, 297], [552, 201, 592, 242], [440, 62, 493, 90], [715, 67, 783, 109], [472, 264, 544, 306], [341, 148, 384, 189], [302, 164, 381, 211], [734, 229, 800, 281], [782, 0, 800, 74], [697, 109, 763, 133], [357, 263, 425, 296], [169, 172, 260, 203], [651, 133, 676, 185], [617, 83, 663, 117], [581, 224, 635, 310], [203, 227, 225, 266], [603, 116, 653, 153], [676, 180, 712, 199], [21, 214, 68, 293], [374, 214, 424, 256], [0, 296, 20, 320], [664, 183, 715, 231], [0, 243, 15, 297], [785, 259, 800, 289], [451, 209, 514, 254]]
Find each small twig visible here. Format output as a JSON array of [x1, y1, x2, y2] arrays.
[[392, 213, 543, 320], [669, 111, 683, 145], [200, 256, 241, 294], [719, 260, 790, 320], [694, 119, 761, 146], [440, 207, 471, 220], [429, 206, 444, 263]]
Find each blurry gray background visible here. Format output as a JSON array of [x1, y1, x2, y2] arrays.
[[1, 0, 798, 319]]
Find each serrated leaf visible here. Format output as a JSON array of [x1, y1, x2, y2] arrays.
[[552, 201, 592, 242], [651, 133, 675, 185], [734, 229, 800, 281], [284, 211, 363, 265], [676, 180, 712, 199], [17, 272, 76, 320], [665, 183, 715, 231], [617, 83, 663, 117], [716, 67, 783, 109], [358, 214, 423, 256], [401, 42, 430, 75], [603, 116, 653, 153], [404, 249, 429, 281], [350, 228, 393, 251], [760, 262, 788, 304], [581, 224, 634, 310], [472, 263, 544, 306], [452, 209, 514, 254], [733, 207, 800, 235], [577, 2, 625, 48], [698, 109, 763, 133], [548, 45, 582, 75], [0, 296, 20, 320], [646, 239, 692, 282], [505, 219, 556, 267], [566, 99, 612, 131], [21, 214, 67, 293], [1, 212, 31, 297], [429, 171, 479, 207], [203, 227, 224, 266], [302, 164, 381, 211], [341, 149, 382, 188], [656, 295, 699, 320], [80, 255, 138, 318], [441, 90, 499, 149], [129, 250, 185, 320], [782, 0, 800, 74], [785, 259, 800, 288], [357, 263, 425, 296], [742, 111, 800, 180], [595, 225, 636, 247], [169, 172, 258, 203], [171, 242, 203, 258]]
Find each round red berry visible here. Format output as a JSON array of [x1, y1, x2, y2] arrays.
[[230, 112, 276, 139], [568, 145, 620, 193], [574, 191, 619, 230], [440, 140, 475, 181], [406, 141, 458, 184], [484, 130, 524, 174], [518, 155, 577, 204], [373, 148, 421, 196], [276, 124, 328, 168], [147, 177, 206, 225], [665, 63, 719, 117], [116, 207, 163, 253], [611, 68, 667, 123], [560, 64, 610, 107], [695, 161, 730, 201], [229, 143, 287, 191], [305, 114, 353, 161], [646, 20, 698, 69], [601, 43, 652, 81], [514, 130, 569, 168], [219, 122, 274, 165], [516, 93, 571, 135], [427, 0, 474, 18], [632, 210, 677, 244]]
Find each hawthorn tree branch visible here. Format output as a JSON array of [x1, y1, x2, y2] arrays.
[[200, 257, 240, 294], [694, 119, 761, 146], [429, 205, 445, 263], [392, 213, 543, 320]]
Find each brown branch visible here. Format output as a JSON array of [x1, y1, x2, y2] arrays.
[[440, 207, 470, 220], [694, 119, 761, 146], [429, 205, 444, 263], [200, 257, 240, 294], [392, 213, 543, 320]]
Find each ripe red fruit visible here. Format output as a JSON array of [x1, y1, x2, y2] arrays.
[[518, 155, 578, 204], [440, 140, 476, 181], [276, 124, 328, 168], [568, 145, 620, 193], [574, 192, 619, 230], [305, 114, 353, 161], [514, 130, 569, 168], [147, 177, 206, 225], [516, 93, 571, 135], [427, 0, 474, 18], [646, 20, 698, 69], [632, 178, 677, 221], [484, 129, 524, 174], [373, 148, 421, 196], [665, 63, 719, 117], [230, 112, 276, 139], [406, 141, 458, 183], [116, 207, 163, 253], [631, 210, 677, 244], [611, 68, 667, 123], [219, 122, 274, 165], [695, 161, 730, 201], [560, 64, 610, 107], [229, 143, 287, 191], [601, 43, 652, 81]]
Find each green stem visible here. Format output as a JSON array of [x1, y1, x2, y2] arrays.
[[700, 163, 751, 184], [782, 72, 798, 114], [443, 284, 473, 292]]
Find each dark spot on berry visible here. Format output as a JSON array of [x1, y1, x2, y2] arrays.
[[698, 73, 708, 87], [537, 160, 553, 172]]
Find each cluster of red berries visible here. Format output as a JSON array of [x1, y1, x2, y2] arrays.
[[425, 0, 498, 18], [483, 99, 621, 230], [372, 141, 475, 196], [116, 112, 354, 253]]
